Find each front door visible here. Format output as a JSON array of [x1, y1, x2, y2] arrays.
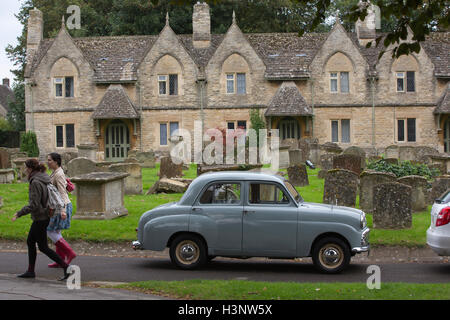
[[105, 120, 130, 161]]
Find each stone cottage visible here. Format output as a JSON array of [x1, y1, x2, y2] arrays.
[[24, 3, 449, 162]]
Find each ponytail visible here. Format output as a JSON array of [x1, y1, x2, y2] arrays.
[[25, 159, 47, 174]]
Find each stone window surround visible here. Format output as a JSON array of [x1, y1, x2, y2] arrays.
[[395, 71, 416, 93], [53, 76, 75, 98], [225, 72, 246, 95], [159, 121, 179, 146], [226, 120, 247, 130], [55, 123, 75, 149], [396, 118, 417, 143], [329, 71, 350, 93], [158, 74, 178, 96], [331, 119, 351, 144]]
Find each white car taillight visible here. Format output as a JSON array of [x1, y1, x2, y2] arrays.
[[436, 207, 450, 227]]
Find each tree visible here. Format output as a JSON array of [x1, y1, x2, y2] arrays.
[[7, 82, 26, 132]]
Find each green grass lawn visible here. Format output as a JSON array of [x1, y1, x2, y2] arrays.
[[0, 165, 431, 246], [111, 280, 450, 300]]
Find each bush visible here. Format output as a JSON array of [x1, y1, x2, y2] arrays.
[[367, 159, 440, 181], [20, 131, 39, 157]]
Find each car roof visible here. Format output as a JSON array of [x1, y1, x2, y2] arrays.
[[178, 171, 286, 206]]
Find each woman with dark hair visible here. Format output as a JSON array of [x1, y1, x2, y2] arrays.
[[46, 152, 76, 267], [11, 159, 70, 280]]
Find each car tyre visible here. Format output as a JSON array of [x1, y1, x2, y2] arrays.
[[312, 237, 351, 274], [170, 234, 207, 270]]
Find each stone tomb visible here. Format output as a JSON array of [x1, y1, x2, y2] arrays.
[[359, 171, 397, 213], [108, 162, 143, 195], [373, 182, 412, 229], [323, 169, 359, 207], [0, 169, 15, 184], [287, 164, 309, 187], [397, 175, 428, 212], [71, 172, 129, 220]]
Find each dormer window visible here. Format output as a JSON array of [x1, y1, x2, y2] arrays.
[[54, 77, 74, 98], [396, 71, 415, 92], [158, 74, 178, 96], [226, 73, 246, 94], [330, 72, 349, 93]]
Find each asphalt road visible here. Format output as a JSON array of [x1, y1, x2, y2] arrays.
[[0, 252, 448, 284]]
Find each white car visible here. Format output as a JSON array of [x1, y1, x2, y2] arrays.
[[427, 190, 450, 256]]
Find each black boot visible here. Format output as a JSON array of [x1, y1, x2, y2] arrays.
[[17, 271, 35, 278], [58, 266, 70, 281]]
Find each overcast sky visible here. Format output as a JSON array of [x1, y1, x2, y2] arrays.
[[0, 0, 23, 87]]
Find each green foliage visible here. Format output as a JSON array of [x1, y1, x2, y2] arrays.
[[20, 131, 39, 157], [367, 159, 440, 181], [0, 118, 13, 131], [6, 82, 25, 131], [249, 108, 266, 132]]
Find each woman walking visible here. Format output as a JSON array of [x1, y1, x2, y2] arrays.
[[46, 152, 76, 268], [11, 159, 69, 280]]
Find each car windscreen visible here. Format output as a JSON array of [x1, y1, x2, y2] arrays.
[[284, 181, 303, 203]]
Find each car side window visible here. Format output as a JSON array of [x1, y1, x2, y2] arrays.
[[199, 183, 241, 205], [248, 183, 290, 205]]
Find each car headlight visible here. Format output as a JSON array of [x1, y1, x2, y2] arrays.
[[360, 212, 367, 229]]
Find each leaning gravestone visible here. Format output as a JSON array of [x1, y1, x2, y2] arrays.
[[429, 175, 450, 204], [109, 162, 143, 195], [287, 164, 309, 187], [159, 156, 183, 179], [66, 157, 97, 178], [323, 169, 359, 207], [397, 175, 428, 212], [373, 182, 412, 229], [359, 171, 397, 213], [333, 154, 363, 175]]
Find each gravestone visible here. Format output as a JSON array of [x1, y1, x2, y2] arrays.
[[288, 149, 303, 166], [0, 148, 9, 169], [398, 146, 416, 162], [397, 175, 428, 212], [278, 145, 290, 169], [128, 150, 156, 168], [359, 171, 397, 213], [109, 162, 143, 195], [320, 154, 335, 170], [429, 175, 450, 204], [159, 156, 183, 178], [0, 169, 15, 184], [323, 169, 359, 207], [71, 172, 129, 220], [12, 158, 30, 182], [147, 177, 188, 194], [373, 182, 412, 229], [77, 144, 98, 161], [320, 142, 342, 155], [343, 146, 366, 170], [385, 145, 399, 159], [66, 157, 98, 178], [60, 151, 79, 172], [287, 164, 309, 187], [333, 154, 363, 175]]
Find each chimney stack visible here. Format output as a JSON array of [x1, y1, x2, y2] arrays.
[[355, 2, 380, 46], [26, 8, 44, 66], [192, 2, 211, 49], [2, 78, 10, 88]]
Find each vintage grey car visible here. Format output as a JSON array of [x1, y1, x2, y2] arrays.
[[133, 172, 370, 273]]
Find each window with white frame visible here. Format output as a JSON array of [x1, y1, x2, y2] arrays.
[[226, 73, 246, 94], [55, 124, 75, 148], [330, 72, 349, 93], [397, 118, 416, 142], [158, 74, 178, 96], [396, 71, 415, 92], [331, 119, 350, 143], [227, 120, 247, 130], [54, 77, 74, 98]]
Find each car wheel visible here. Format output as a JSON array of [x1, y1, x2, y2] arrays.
[[170, 234, 207, 270], [312, 237, 351, 274]]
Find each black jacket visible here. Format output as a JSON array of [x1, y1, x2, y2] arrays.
[[17, 171, 51, 221]]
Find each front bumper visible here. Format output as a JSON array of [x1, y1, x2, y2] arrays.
[[352, 228, 370, 255]]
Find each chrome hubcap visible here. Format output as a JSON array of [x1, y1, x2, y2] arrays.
[[320, 245, 343, 268], [176, 241, 199, 265]]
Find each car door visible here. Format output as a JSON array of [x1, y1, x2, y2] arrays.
[[242, 181, 298, 257], [191, 181, 243, 256]]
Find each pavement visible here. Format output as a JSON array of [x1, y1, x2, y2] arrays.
[[0, 273, 167, 300]]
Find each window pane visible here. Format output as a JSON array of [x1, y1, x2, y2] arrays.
[[330, 79, 337, 92], [237, 73, 246, 94], [159, 81, 166, 95], [407, 118, 416, 142], [397, 73, 404, 92], [56, 126, 64, 147], [65, 124, 75, 148], [340, 72, 349, 93], [65, 77, 74, 97], [226, 74, 234, 93], [406, 71, 415, 92], [227, 122, 235, 130], [55, 84, 63, 97], [249, 183, 288, 204], [160, 123, 167, 145], [237, 121, 246, 130], [169, 74, 178, 95], [398, 119, 405, 141], [331, 120, 339, 142], [341, 119, 350, 143], [200, 183, 241, 204], [170, 122, 179, 137]]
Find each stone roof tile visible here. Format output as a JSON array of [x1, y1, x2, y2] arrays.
[[265, 81, 312, 116], [92, 84, 139, 119]]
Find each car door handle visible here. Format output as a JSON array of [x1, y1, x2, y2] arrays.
[[243, 210, 255, 215], [192, 208, 203, 213]]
